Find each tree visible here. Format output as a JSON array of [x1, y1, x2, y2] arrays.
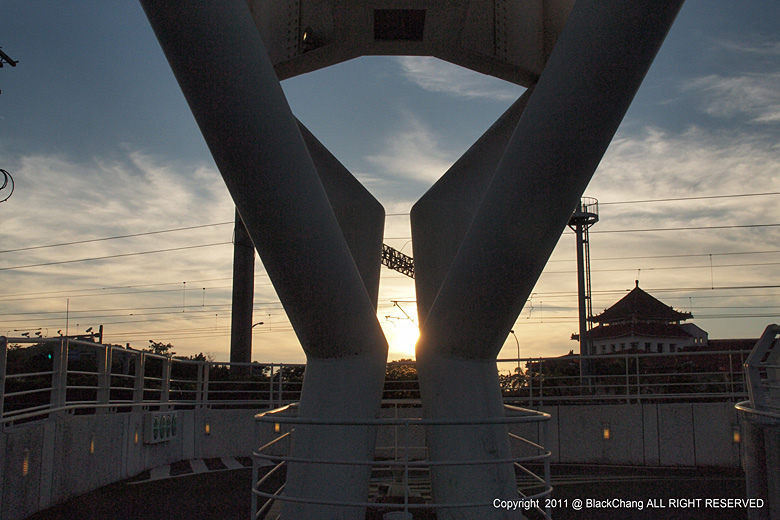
[[146, 340, 175, 356], [174, 352, 215, 362]]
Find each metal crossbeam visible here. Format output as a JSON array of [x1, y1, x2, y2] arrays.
[[381, 244, 414, 279]]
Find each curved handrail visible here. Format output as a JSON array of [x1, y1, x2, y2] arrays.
[[252, 403, 553, 518], [735, 400, 780, 421], [255, 405, 550, 426], [743, 324, 780, 410]]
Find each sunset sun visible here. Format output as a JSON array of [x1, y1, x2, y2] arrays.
[[383, 319, 420, 360]]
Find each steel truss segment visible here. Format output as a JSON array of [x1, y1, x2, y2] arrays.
[[381, 244, 415, 279]]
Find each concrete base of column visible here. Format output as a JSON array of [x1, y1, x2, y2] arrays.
[[417, 354, 522, 520], [739, 409, 780, 520], [282, 353, 387, 520]]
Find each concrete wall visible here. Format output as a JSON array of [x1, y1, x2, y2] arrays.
[[0, 408, 267, 520], [506, 402, 742, 468], [0, 402, 743, 520], [197, 408, 263, 459]]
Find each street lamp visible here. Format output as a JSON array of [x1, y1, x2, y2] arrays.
[[510, 330, 521, 391]]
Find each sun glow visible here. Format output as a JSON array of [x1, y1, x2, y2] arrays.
[[383, 319, 419, 360]]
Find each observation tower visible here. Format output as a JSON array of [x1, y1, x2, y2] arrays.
[[568, 197, 599, 379]]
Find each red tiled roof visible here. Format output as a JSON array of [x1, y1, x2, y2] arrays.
[[591, 281, 692, 324]]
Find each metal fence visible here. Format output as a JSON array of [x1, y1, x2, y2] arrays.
[[498, 349, 750, 406], [1, 336, 750, 430], [0, 337, 303, 429], [736, 324, 780, 423], [743, 324, 780, 412], [252, 403, 552, 519]]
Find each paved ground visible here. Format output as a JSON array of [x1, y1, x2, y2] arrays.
[[27, 468, 255, 520], [26, 463, 751, 520], [531, 465, 750, 520]]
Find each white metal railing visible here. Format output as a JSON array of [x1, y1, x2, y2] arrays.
[[737, 324, 780, 421], [0, 337, 752, 427], [498, 349, 749, 406], [735, 325, 780, 520], [252, 403, 552, 519], [742, 324, 780, 412], [1, 337, 749, 430], [0, 337, 303, 429]]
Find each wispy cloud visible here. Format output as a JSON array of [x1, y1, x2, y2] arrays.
[[365, 114, 456, 184], [3, 152, 233, 249], [683, 73, 780, 123], [594, 126, 780, 212], [0, 152, 259, 354], [396, 56, 524, 101], [586, 125, 780, 281], [713, 37, 780, 57]]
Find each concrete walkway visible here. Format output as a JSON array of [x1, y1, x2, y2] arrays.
[[25, 464, 748, 520]]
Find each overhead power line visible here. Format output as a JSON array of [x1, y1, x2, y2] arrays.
[[548, 249, 780, 264], [592, 223, 780, 234], [387, 222, 780, 242], [592, 249, 780, 262], [544, 260, 780, 275], [598, 191, 780, 205], [3, 191, 777, 255], [0, 222, 233, 254], [0, 242, 231, 272]]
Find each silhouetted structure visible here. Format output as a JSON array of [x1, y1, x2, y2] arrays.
[[139, 1, 685, 517], [590, 281, 707, 354]]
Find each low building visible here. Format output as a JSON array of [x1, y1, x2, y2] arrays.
[[588, 281, 708, 354]]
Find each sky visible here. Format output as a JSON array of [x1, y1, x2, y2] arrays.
[[1, 1, 780, 365]]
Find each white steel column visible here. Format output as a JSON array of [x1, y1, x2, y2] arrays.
[[414, 1, 685, 517], [297, 120, 385, 309], [138, 2, 387, 518], [411, 91, 532, 323]]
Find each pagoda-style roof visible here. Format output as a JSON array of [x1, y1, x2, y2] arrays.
[[590, 281, 692, 325], [590, 322, 693, 341]]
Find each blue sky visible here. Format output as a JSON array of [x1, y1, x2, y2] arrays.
[[2, 1, 780, 364]]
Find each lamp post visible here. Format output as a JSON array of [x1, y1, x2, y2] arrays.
[[510, 329, 521, 390]]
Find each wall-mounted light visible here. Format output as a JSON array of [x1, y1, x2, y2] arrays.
[[205, 421, 211, 435], [301, 26, 318, 51], [22, 448, 30, 477], [90, 432, 96, 455], [134, 425, 139, 445], [733, 424, 741, 444], [274, 422, 281, 434], [602, 424, 611, 440], [302, 27, 313, 44]]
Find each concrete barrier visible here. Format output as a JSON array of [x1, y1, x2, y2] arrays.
[[0, 408, 264, 520], [0, 401, 743, 520], [547, 402, 741, 468]]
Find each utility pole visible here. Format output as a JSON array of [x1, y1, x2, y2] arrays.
[[568, 198, 598, 380], [230, 210, 255, 372]]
